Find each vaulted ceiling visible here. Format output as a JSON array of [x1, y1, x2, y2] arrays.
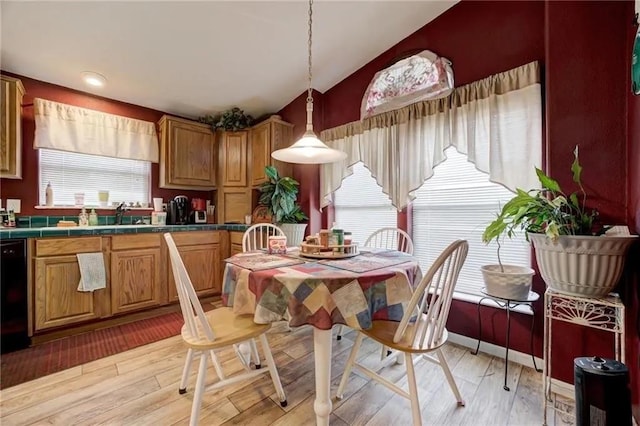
[[1, 1, 457, 119]]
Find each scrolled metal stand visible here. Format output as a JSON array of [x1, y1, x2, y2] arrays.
[[542, 289, 625, 426]]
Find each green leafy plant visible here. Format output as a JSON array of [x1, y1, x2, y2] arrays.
[[258, 166, 308, 224], [483, 146, 600, 252], [198, 107, 254, 131]]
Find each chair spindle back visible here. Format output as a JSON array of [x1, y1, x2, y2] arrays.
[[364, 227, 414, 255], [242, 224, 285, 252]]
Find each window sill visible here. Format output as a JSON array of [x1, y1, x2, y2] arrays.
[[452, 291, 534, 315], [34, 206, 154, 211]]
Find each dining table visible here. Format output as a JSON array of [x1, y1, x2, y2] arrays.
[[222, 247, 422, 425]]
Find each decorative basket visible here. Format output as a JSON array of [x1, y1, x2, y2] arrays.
[[481, 264, 535, 300], [529, 233, 637, 297]]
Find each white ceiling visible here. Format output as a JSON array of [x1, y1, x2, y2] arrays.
[[1, 1, 457, 120]]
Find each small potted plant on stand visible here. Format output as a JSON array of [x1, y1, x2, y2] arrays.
[[483, 146, 637, 297], [258, 166, 308, 246]]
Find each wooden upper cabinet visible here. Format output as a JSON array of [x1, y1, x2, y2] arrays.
[[1, 75, 25, 179], [218, 130, 248, 187], [249, 116, 294, 187], [158, 115, 217, 190]]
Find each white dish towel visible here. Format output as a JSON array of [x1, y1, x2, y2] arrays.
[[77, 252, 106, 292]]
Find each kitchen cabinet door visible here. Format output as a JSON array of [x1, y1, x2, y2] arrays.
[[34, 255, 109, 330], [1, 75, 25, 179], [249, 116, 293, 187], [159, 115, 216, 190], [217, 187, 252, 224], [111, 234, 164, 314], [219, 131, 248, 187], [167, 231, 222, 302]]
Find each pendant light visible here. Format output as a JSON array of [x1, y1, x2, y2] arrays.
[[271, 0, 347, 164]]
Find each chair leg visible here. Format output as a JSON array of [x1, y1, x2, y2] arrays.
[[336, 333, 364, 399], [190, 351, 209, 426], [437, 348, 465, 406], [179, 348, 195, 394], [336, 325, 343, 340], [259, 333, 287, 407], [404, 352, 422, 426], [250, 338, 261, 369], [209, 350, 225, 380]]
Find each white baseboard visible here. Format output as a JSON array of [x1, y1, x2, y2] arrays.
[[448, 331, 544, 371]]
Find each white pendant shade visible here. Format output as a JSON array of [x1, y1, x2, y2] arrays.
[[272, 132, 347, 164]]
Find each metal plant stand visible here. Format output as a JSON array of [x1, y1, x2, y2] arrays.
[[542, 289, 625, 426], [472, 289, 541, 391]]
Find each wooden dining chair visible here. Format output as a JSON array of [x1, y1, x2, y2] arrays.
[[364, 227, 414, 255], [165, 233, 287, 426], [336, 240, 469, 426], [242, 223, 285, 252], [336, 227, 415, 341]]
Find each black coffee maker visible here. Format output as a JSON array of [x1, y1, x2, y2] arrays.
[[167, 195, 189, 225]]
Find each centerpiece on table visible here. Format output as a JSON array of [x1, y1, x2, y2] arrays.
[[482, 146, 637, 297]]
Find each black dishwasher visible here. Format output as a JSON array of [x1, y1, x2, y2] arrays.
[[1, 238, 30, 353]]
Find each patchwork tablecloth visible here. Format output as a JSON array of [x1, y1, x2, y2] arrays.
[[222, 252, 422, 330]]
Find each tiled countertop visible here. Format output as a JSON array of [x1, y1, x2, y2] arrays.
[[0, 224, 250, 239]]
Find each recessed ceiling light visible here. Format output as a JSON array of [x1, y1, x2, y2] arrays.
[[81, 71, 107, 88]]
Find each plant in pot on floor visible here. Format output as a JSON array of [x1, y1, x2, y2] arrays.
[[482, 146, 637, 297], [258, 166, 309, 246]]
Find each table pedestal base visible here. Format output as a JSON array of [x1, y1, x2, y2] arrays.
[[313, 328, 333, 426]]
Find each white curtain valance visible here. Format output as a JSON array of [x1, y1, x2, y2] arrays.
[[34, 98, 159, 163], [320, 61, 542, 211]]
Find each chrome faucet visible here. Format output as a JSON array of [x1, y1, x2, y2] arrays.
[[114, 202, 129, 225]]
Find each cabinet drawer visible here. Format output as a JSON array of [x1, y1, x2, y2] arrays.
[[230, 231, 244, 246], [111, 234, 161, 250], [171, 231, 220, 246], [36, 237, 103, 257]]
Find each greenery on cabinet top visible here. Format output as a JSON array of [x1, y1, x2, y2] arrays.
[[198, 107, 254, 131]]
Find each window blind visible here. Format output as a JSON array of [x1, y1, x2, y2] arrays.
[[412, 147, 531, 296], [333, 162, 397, 245], [39, 149, 151, 206]]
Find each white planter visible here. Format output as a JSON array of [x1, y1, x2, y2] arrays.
[[481, 264, 535, 300], [279, 223, 308, 247], [529, 233, 637, 297]]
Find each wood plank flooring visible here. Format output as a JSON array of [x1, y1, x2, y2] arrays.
[[0, 324, 571, 425]]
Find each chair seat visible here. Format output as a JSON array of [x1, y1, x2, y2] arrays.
[[181, 307, 271, 350], [360, 317, 449, 354]]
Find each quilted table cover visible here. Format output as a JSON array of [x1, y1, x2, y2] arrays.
[[222, 252, 422, 330]]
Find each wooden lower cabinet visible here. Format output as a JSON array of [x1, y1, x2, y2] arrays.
[[111, 234, 165, 315], [230, 231, 244, 255], [167, 231, 222, 302], [33, 237, 110, 331]]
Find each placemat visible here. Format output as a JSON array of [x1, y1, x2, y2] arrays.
[[225, 252, 305, 271], [318, 251, 414, 273]]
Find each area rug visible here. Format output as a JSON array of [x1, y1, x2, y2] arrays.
[[0, 311, 187, 389]]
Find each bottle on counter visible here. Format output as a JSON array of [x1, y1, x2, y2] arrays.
[[78, 208, 89, 227], [89, 209, 98, 226], [45, 182, 54, 206]]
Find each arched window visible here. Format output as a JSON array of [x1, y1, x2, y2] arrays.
[[360, 50, 453, 119]]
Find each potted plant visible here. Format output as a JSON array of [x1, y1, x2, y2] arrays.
[[258, 166, 308, 246], [483, 146, 636, 297], [198, 107, 254, 131]]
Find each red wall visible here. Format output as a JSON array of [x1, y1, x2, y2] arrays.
[[626, 6, 640, 416], [0, 74, 213, 216], [279, 0, 637, 394]]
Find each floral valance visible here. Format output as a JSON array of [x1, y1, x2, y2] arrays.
[[34, 98, 159, 163], [360, 50, 454, 120]]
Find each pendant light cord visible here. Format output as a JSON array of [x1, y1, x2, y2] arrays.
[[305, 0, 314, 132]]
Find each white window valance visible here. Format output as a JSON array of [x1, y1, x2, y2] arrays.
[[360, 50, 454, 120], [321, 61, 542, 211], [34, 98, 159, 163]]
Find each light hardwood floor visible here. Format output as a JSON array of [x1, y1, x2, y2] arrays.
[[0, 324, 574, 425]]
